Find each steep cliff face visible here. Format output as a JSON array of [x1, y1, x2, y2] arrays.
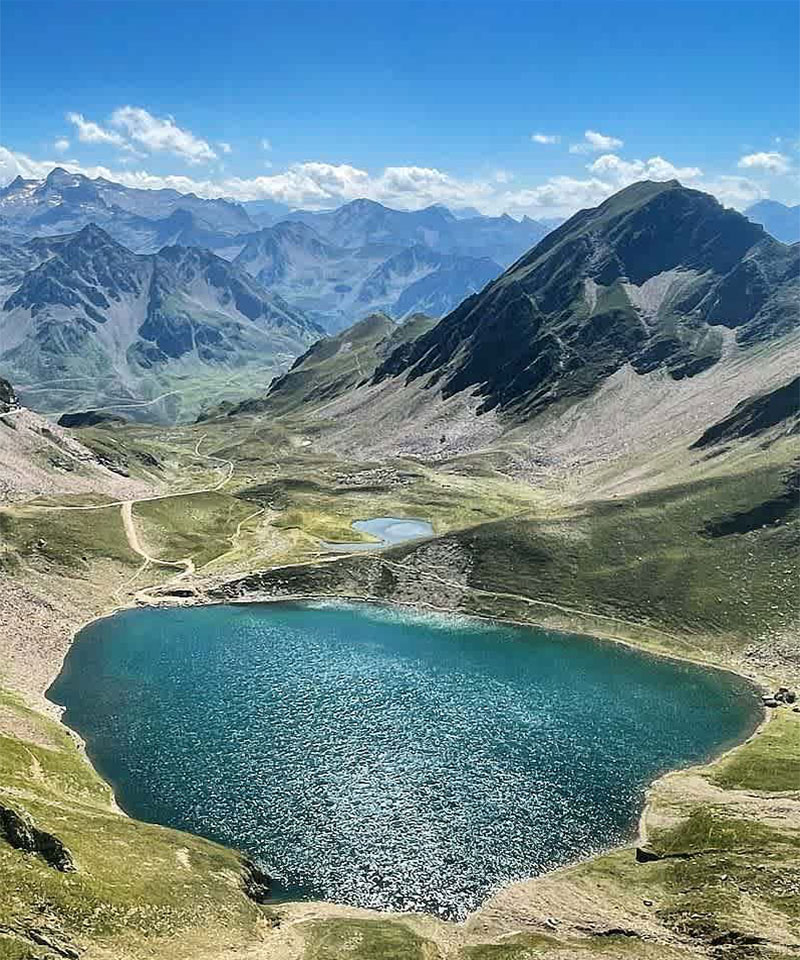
[[373, 181, 799, 417]]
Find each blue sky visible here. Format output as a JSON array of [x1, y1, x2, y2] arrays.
[[1, 0, 798, 216]]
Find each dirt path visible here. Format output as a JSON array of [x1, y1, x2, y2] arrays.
[[29, 435, 235, 514], [112, 435, 237, 599]]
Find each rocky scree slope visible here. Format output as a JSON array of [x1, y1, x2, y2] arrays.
[[372, 180, 800, 418]]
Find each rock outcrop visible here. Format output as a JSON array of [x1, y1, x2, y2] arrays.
[[0, 802, 77, 872], [0, 377, 17, 413]]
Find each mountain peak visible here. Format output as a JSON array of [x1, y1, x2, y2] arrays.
[[74, 222, 114, 243], [421, 203, 456, 220], [373, 180, 798, 417], [45, 167, 82, 187], [340, 198, 387, 215], [745, 199, 800, 243]]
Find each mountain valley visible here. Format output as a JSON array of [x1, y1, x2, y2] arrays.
[[0, 178, 798, 960]]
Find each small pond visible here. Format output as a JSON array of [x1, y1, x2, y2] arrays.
[[322, 516, 434, 551]]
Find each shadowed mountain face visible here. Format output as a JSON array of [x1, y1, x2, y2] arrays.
[[745, 200, 800, 244], [0, 172, 552, 333], [373, 181, 800, 416], [0, 225, 322, 422], [690, 376, 800, 449]]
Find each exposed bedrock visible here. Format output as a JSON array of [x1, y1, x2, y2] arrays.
[[0, 802, 77, 872]]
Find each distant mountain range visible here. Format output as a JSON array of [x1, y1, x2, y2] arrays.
[[231, 221, 502, 331], [0, 224, 322, 422], [0, 169, 550, 331], [5, 175, 795, 428], [0, 168, 254, 250], [745, 199, 800, 244], [287, 198, 548, 264]]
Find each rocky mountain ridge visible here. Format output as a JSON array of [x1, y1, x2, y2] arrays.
[[0, 171, 550, 331], [371, 180, 799, 417], [0, 224, 322, 422]]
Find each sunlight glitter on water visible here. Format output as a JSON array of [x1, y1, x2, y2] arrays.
[[50, 601, 760, 920]]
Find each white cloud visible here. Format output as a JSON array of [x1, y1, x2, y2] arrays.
[[53, 138, 70, 154], [570, 129, 624, 154], [0, 147, 58, 181], [531, 133, 560, 144], [218, 141, 232, 154], [498, 176, 615, 218], [261, 138, 273, 152], [697, 175, 767, 209], [0, 144, 770, 221], [110, 107, 217, 164], [376, 165, 494, 208], [738, 151, 790, 174], [67, 112, 129, 148], [588, 153, 703, 183]]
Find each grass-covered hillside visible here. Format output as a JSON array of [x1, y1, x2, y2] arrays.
[[0, 181, 798, 957]]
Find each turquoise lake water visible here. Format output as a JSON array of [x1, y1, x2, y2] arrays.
[[49, 602, 760, 919]]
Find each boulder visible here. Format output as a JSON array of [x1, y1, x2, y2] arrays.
[[0, 802, 77, 872], [635, 846, 661, 863], [242, 858, 272, 903], [0, 377, 17, 413]]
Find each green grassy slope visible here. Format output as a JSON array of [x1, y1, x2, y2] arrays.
[[1, 378, 798, 958], [0, 692, 267, 960]]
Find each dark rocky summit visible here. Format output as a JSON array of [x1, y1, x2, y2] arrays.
[[372, 181, 799, 418]]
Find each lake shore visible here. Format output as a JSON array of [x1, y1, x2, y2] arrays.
[[1, 490, 798, 959]]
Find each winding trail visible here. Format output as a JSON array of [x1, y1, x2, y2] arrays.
[[24, 435, 233, 602], [115, 437, 237, 600], [29, 436, 234, 513], [120, 501, 195, 576], [20, 430, 678, 642]]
